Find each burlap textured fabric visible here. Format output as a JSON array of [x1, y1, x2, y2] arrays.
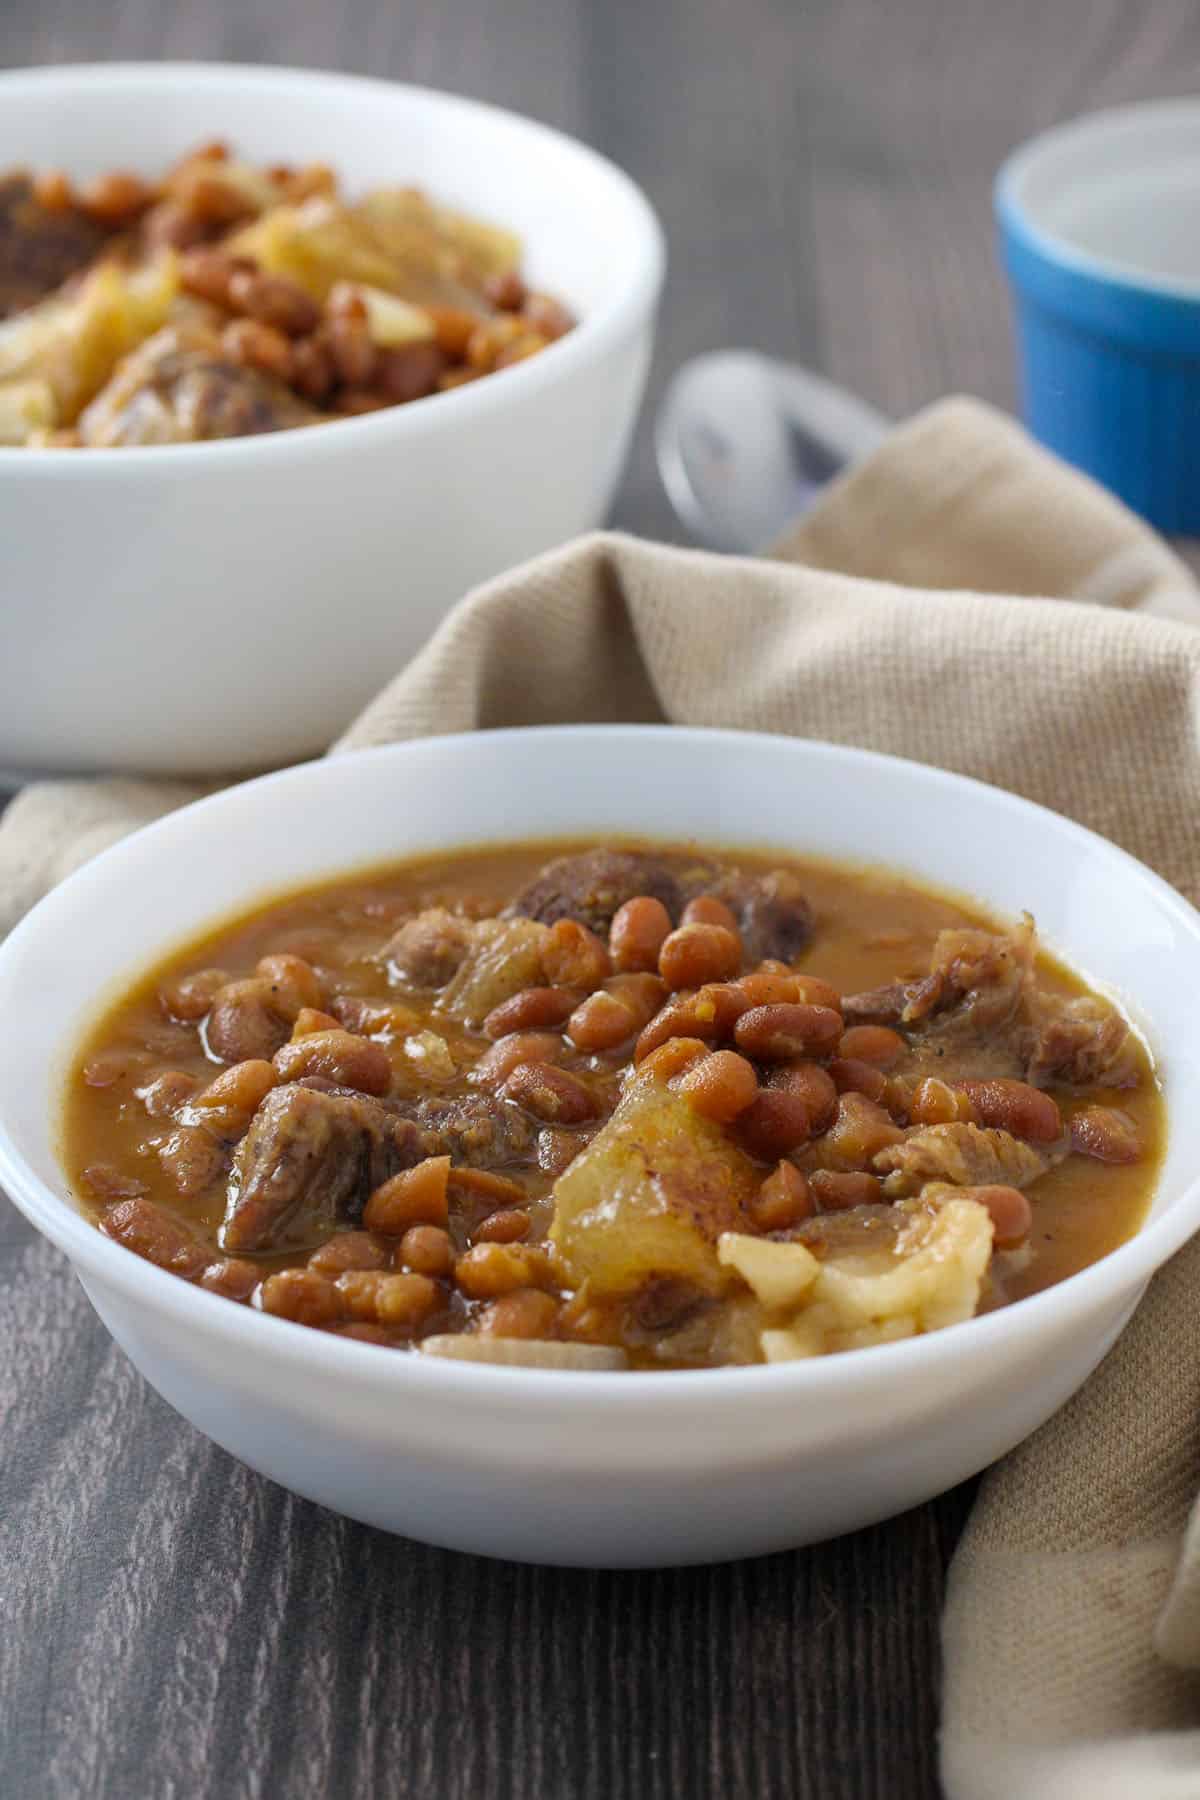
[[4, 397, 1200, 1793]]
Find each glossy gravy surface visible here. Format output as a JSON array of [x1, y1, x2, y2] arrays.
[[63, 840, 1163, 1353]]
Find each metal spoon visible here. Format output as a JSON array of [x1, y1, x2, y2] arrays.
[[655, 349, 891, 553]]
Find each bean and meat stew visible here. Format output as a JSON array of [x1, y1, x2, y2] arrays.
[[64, 842, 1162, 1370], [0, 142, 574, 447]]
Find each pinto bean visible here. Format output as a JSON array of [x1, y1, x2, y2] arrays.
[[455, 1242, 541, 1299], [542, 919, 612, 991], [520, 294, 573, 339], [476, 1288, 559, 1338], [606, 972, 668, 1023], [157, 1123, 228, 1198], [336, 1270, 439, 1330], [568, 990, 639, 1052], [792, 975, 843, 1009], [678, 1050, 758, 1123], [198, 1257, 260, 1301], [810, 1170, 882, 1211], [733, 972, 801, 1007], [206, 978, 291, 1063], [308, 1231, 389, 1275], [818, 1093, 905, 1168], [399, 1225, 456, 1276], [222, 318, 294, 382], [483, 986, 578, 1039], [363, 1157, 451, 1233], [483, 270, 527, 311], [448, 1166, 529, 1209], [749, 1162, 813, 1231], [634, 987, 742, 1061], [736, 1090, 814, 1160], [909, 1077, 978, 1126], [179, 247, 254, 308], [1070, 1106, 1142, 1164], [160, 967, 228, 1022], [227, 268, 321, 336], [83, 1048, 152, 1088], [635, 1037, 712, 1085], [681, 895, 740, 933], [137, 1070, 200, 1119], [291, 1007, 343, 1038], [958, 1079, 1062, 1143], [829, 1057, 888, 1103], [659, 923, 742, 991], [375, 343, 447, 403], [610, 896, 673, 972], [972, 1185, 1033, 1247], [273, 1028, 391, 1097], [472, 1208, 531, 1245], [837, 1025, 905, 1068], [734, 1002, 843, 1061], [84, 1164, 148, 1200], [426, 304, 481, 358], [256, 954, 324, 1020], [79, 170, 153, 223], [100, 1196, 208, 1277], [770, 1061, 838, 1131], [470, 1031, 564, 1088], [503, 1062, 598, 1124], [189, 1059, 277, 1137]]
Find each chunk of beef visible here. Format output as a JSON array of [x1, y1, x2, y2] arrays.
[[0, 172, 114, 317], [507, 850, 684, 936], [873, 1121, 1052, 1197], [384, 908, 477, 989], [508, 848, 814, 967], [77, 323, 320, 446], [416, 1091, 537, 1168], [222, 1080, 424, 1253], [1021, 993, 1138, 1089], [697, 868, 814, 966]]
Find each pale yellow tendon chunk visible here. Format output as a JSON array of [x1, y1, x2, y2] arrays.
[[721, 1196, 994, 1362], [717, 1233, 820, 1311]]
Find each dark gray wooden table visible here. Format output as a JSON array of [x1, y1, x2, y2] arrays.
[[3, 5, 1198, 1796]]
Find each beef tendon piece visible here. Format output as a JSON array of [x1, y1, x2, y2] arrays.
[[0, 256, 179, 438], [77, 321, 321, 446], [724, 1193, 995, 1361], [843, 921, 1033, 1034], [550, 1077, 758, 1299], [873, 1121, 1054, 1197], [1021, 991, 1138, 1089], [0, 172, 114, 318], [222, 1080, 425, 1253]]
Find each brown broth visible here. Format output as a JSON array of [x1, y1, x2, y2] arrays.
[[62, 839, 1163, 1361]]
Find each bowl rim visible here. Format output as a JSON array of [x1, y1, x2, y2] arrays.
[[995, 96, 1200, 305], [0, 61, 666, 474], [0, 724, 1196, 1409]]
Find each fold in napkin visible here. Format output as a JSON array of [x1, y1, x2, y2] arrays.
[[5, 396, 1200, 1795]]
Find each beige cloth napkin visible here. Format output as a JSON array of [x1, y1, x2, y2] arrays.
[[4, 397, 1200, 1794]]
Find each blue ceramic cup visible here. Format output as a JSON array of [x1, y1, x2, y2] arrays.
[[996, 100, 1200, 533]]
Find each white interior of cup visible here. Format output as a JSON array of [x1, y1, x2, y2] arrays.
[[0, 728, 1197, 1396], [1002, 99, 1200, 293]]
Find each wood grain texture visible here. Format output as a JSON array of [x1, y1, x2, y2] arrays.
[[3, 3, 1200, 1796]]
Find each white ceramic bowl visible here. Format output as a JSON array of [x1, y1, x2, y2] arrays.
[[0, 728, 1196, 1568], [0, 65, 664, 777]]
